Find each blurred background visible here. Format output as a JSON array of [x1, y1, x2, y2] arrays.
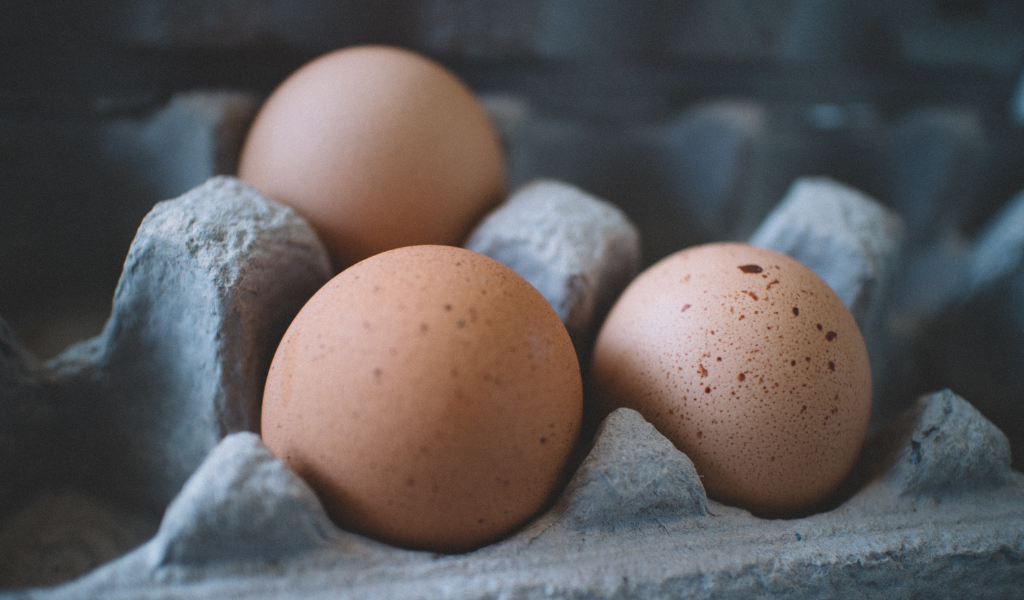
[[2, 0, 1024, 589], [2, 0, 1023, 446]]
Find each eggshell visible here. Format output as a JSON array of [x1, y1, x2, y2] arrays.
[[261, 245, 582, 552], [237, 45, 506, 270], [590, 243, 871, 516]]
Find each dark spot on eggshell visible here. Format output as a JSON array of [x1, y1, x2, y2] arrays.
[[456, 319, 466, 328], [681, 303, 692, 312], [816, 323, 823, 331], [828, 361, 836, 371], [444, 303, 453, 311], [826, 331, 837, 341], [589, 242, 871, 518], [373, 367, 383, 383]]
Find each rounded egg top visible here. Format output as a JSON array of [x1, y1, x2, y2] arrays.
[[238, 45, 506, 271], [261, 245, 582, 552], [590, 243, 872, 516]]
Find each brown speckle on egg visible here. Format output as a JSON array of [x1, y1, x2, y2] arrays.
[[261, 245, 582, 553], [590, 242, 872, 517]]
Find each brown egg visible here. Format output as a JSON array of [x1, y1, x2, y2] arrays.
[[261, 245, 582, 552], [237, 45, 506, 271], [590, 243, 871, 516]]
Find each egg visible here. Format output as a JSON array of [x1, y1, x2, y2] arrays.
[[237, 45, 506, 271], [590, 243, 871, 516], [261, 245, 582, 552]]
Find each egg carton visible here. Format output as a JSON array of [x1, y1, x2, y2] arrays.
[[1, 174, 1021, 598], [6, 88, 1024, 439]]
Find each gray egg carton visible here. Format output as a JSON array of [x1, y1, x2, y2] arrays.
[[1, 175, 1022, 598]]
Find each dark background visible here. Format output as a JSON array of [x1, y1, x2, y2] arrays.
[[2, 0, 1024, 450]]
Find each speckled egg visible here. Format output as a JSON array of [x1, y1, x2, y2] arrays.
[[261, 245, 582, 552], [590, 242, 871, 516]]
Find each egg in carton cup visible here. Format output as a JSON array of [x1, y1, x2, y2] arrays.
[[6, 173, 1021, 598], [3, 45, 1022, 597]]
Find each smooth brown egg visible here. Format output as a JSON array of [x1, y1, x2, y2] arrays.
[[237, 45, 506, 271], [261, 245, 582, 552], [590, 243, 871, 516]]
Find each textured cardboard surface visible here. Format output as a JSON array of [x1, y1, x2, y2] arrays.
[[2, 177, 1021, 598], [11, 400, 1023, 599]]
